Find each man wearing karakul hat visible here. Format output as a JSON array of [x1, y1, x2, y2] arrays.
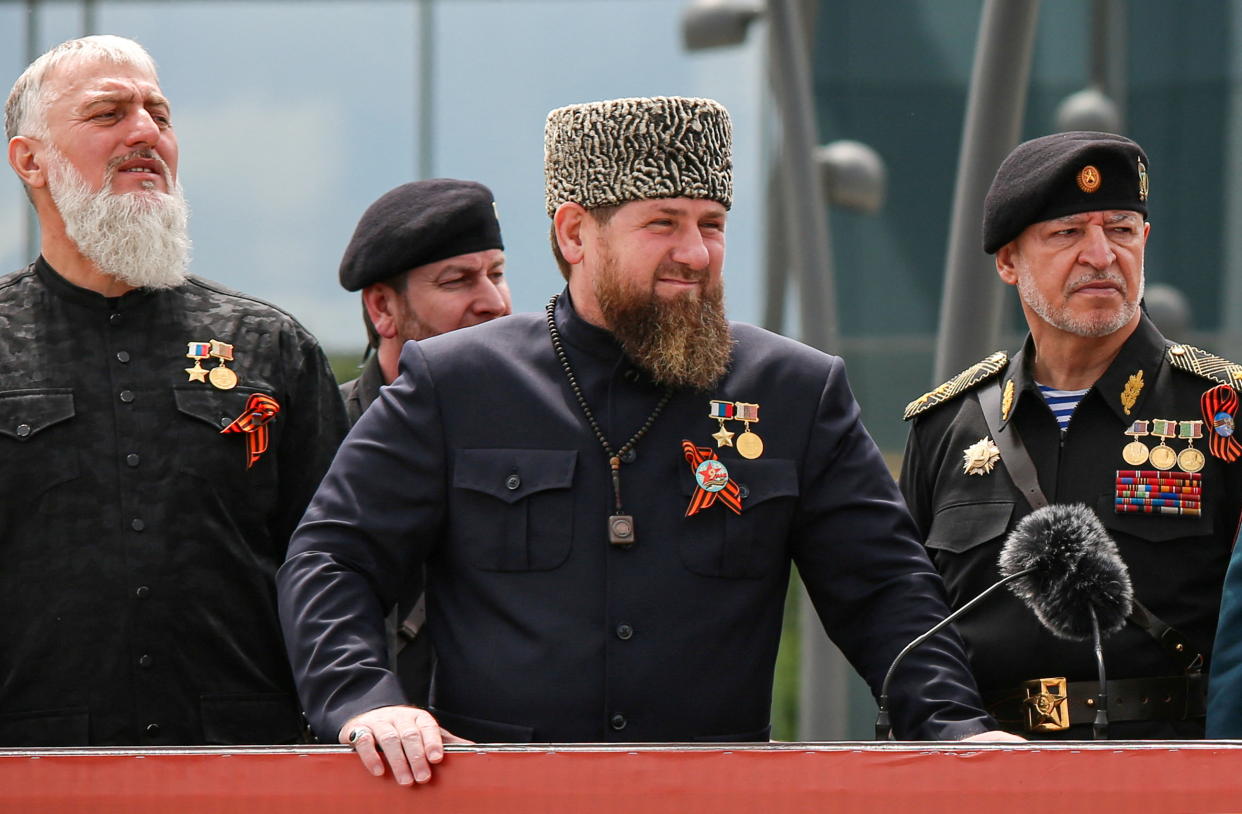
[[278, 95, 1007, 785]]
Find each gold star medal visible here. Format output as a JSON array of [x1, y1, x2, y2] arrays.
[[1177, 420, 1205, 473], [184, 340, 211, 382], [1121, 419, 1150, 466], [208, 339, 238, 390], [708, 399, 735, 447], [734, 401, 763, 459], [1149, 419, 1177, 470], [962, 437, 1001, 476]]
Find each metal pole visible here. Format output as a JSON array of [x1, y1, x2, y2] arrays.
[[22, 0, 40, 264], [766, 0, 837, 353], [1093, 0, 1127, 129], [417, 0, 434, 180], [766, 0, 853, 742], [932, 0, 1040, 383], [761, 156, 788, 332]]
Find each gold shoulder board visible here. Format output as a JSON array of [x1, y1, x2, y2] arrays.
[[903, 351, 1009, 421], [1166, 344, 1242, 390]]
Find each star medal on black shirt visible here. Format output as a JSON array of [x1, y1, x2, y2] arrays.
[[1121, 419, 1150, 466], [734, 401, 764, 459], [1177, 420, 1205, 474], [961, 436, 1000, 476], [708, 399, 736, 447], [1149, 418, 1177, 471], [184, 340, 211, 382], [208, 339, 238, 390]]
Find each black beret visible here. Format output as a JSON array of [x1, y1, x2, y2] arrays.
[[983, 131, 1149, 254], [339, 178, 504, 291]]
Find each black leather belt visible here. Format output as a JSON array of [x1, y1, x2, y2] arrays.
[[985, 674, 1207, 732]]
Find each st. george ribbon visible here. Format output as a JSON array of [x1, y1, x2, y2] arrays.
[[874, 503, 1133, 740]]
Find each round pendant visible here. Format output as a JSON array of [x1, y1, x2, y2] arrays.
[[1121, 440, 1150, 467], [694, 459, 729, 492], [1214, 411, 1235, 437], [1178, 447, 1206, 474], [736, 431, 764, 460], [209, 365, 238, 390], [1149, 444, 1177, 471]]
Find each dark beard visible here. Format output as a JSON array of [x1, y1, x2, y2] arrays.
[[595, 261, 733, 391]]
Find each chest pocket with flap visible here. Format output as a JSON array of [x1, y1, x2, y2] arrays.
[[678, 456, 800, 579], [452, 448, 577, 572]]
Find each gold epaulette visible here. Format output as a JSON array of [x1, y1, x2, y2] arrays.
[[903, 351, 1009, 421], [1166, 343, 1242, 390]]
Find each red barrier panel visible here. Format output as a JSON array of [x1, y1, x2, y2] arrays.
[[3, 742, 1241, 813]]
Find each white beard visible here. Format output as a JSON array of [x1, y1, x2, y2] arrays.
[[45, 146, 192, 290], [1015, 255, 1144, 338]]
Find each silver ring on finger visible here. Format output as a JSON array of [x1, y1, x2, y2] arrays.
[[348, 726, 372, 745]]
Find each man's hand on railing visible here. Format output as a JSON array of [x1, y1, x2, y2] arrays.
[[960, 730, 1026, 742], [339, 706, 473, 785]]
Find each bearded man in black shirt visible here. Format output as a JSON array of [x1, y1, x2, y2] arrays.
[[1, 34, 348, 746]]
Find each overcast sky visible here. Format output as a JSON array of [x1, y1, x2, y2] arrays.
[[1, 0, 766, 353]]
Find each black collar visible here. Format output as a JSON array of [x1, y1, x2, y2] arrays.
[[34, 255, 157, 312], [551, 287, 627, 363], [1000, 314, 1167, 430]]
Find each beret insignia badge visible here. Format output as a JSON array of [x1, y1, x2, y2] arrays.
[[1077, 164, 1102, 193], [1138, 159, 1149, 202], [962, 436, 1001, 476]]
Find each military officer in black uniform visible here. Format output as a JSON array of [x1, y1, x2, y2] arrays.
[[336, 179, 510, 706], [279, 95, 1010, 787], [1, 35, 347, 745], [901, 131, 1242, 738]]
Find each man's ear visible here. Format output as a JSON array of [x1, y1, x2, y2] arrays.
[[995, 243, 1019, 286], [361, 283, 401, 340], [553, 202, 588, 266], [8, 136, 47, 189]]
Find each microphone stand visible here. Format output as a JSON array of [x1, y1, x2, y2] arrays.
[[875, 566, 1035, 740], [1089, 605, 1109, 740]]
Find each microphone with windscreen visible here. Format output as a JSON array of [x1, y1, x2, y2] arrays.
[[998, 503, 1133, 739], [874, 503, 1132, 740]]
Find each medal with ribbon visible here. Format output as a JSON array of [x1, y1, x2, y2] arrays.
[[184, 340, 211, 382], [682, 440, 742, 517], [220, 393, 280, 468], [1201, 384, 1242, 462]]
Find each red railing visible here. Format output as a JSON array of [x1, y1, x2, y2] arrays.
[[3, 742, 1240, 812]]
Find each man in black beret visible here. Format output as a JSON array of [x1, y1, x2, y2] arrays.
[[337, 178, 510, 707], [339, 178, 510, 420], [902, 131, 1242, 738]]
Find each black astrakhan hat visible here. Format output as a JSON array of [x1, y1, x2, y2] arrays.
[[339, 178, 504, 291], [982, 131, 1150, 254]]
